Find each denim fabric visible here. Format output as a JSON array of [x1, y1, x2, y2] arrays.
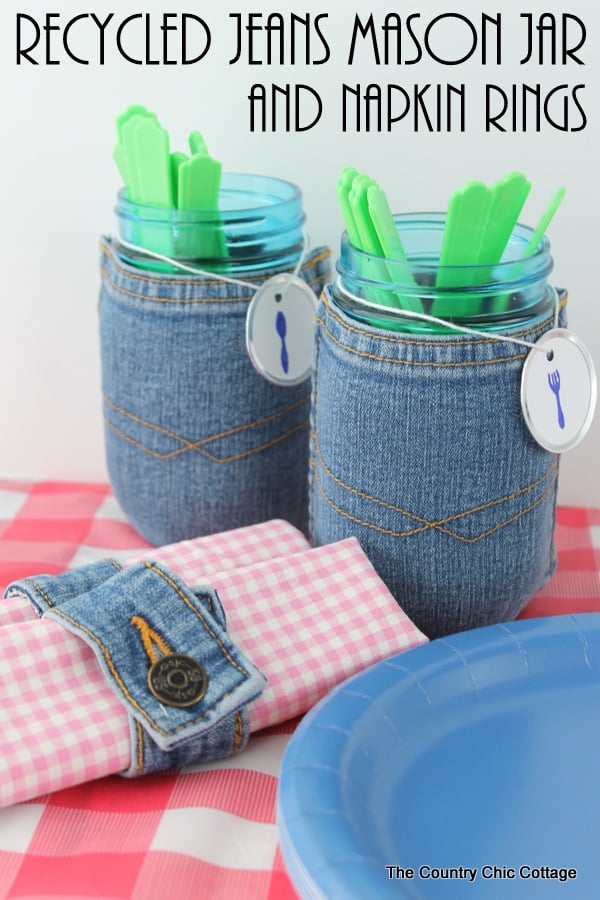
[[4, 558, 123, 614], [310, 288, 567, 639], [5, 558, 227, 625], [7, 562, 264, 775], [99, 237, 331, 545]]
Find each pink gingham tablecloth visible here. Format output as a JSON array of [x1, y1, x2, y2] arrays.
[[0, 479, 599, 899]]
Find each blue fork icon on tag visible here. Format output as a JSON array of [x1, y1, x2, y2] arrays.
[[547, 370, 565, 429]]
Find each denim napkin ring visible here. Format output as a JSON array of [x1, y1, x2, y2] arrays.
[[6, 560, 266, 776], [99, 237, 331, 545]]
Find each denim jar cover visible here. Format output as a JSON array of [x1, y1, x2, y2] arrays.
[[310, 216, 564, 639], [100, 175, 331, 545]]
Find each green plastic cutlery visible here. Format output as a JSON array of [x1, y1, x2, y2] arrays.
[[169, 151, 188, 208], [177, 151, 226, 259], [188, 129, 208, 157], [436, 180, 494, 288], [336, 167, 420, 314], [335, 167, 362, 248], [335, 165, 565, 325], [114, 104, 227, 261], [475, 171, 531, 281], [367, 184, 409, 266], [121, 114, 173, 207], [524, 187, 566, 256], [348, 174, 383, 256]]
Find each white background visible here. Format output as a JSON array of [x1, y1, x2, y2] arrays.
[[1, 0, 597, 504]]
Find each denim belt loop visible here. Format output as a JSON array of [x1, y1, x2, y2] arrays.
[[6, 561, 266, 775]]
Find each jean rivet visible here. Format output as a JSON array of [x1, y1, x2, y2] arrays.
[[148, 654, 208, 707]]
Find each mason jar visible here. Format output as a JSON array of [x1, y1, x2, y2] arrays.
[[100, 174, 331, 544], [310, 214, 564, 638]]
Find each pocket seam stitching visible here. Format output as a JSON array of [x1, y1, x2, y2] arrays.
[[101, 240, 332, 287], [317, 313, 529, 367], [104, 408, 309, 463], [100, 247, 332, 302], [311, 456, 559, 543], [104, 391, 309, 447], [312, 431, 559, 539]]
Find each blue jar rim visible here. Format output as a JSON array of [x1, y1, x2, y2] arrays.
[[337, 212, 553, 289], [335, 212, 555, 333], [114, 173, 306, 273], [115, 173, 303, 223]]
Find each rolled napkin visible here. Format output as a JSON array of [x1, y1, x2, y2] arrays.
[[1, 529, 427, 806], [0, 518, 311, 626]]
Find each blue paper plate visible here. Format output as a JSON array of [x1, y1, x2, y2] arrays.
[[277, 614, 600, 899]]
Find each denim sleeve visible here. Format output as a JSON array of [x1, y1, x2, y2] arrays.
[[5, 561, 265, 776]]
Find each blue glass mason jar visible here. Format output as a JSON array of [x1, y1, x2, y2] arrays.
[[100, 174, 331, 545], [310, 214, 565, 638], [334, 213, 555, 332], [114, 173, 307, 275]]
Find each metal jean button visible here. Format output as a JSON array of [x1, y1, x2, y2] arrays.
[[147, 654, 208, 707]]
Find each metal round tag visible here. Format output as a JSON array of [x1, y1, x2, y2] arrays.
[[148, 654, 208, 708], [246, 274, 317, 386], [520, 328, 597, 453]]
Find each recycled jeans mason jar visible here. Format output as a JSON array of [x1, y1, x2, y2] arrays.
[[309, 215, 564, 638], [100, 174, 331, 545]]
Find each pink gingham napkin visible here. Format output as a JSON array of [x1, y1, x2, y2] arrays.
[[0, 531, 426, 806], [211, 538, 426, 730], [0, 617, 130, 807], [0, 518, 310, 626]]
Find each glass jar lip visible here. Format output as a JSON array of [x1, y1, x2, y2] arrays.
[[339, 211, 552, 280], [116, 172, 303, 221]]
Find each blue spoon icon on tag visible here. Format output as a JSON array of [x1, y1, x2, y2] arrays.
[[275, 309, 289, 374]]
